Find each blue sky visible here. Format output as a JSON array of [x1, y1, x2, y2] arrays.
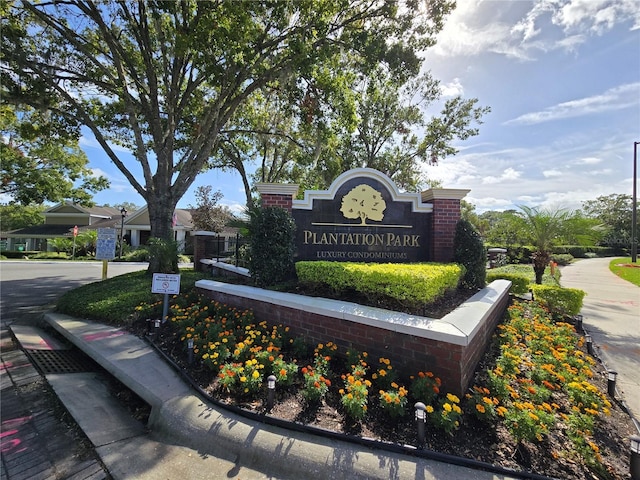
[[85, 0, 640, 214]]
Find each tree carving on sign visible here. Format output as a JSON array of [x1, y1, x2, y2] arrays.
[[340, 185, 386, 225]]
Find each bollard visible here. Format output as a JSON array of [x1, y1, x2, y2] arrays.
[[607, 371, 617, 398], [631, 435, 640, 480], [414, 402, 427, 448], [267, 375, 276, 412], [187, 338, 195, 365]]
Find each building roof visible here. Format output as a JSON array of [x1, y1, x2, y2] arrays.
[[5, 206, 194, 238]]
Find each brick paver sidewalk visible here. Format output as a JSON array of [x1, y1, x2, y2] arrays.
[[0, 328, 108, 480]]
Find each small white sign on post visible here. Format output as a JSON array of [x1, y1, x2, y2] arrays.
[[152, 273, 181, 294], [152, 273, 181, 324]]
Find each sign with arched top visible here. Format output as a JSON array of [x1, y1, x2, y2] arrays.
[[291, 169, 434, 263]]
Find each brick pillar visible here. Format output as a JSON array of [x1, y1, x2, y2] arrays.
[[422, 189, 470, 263], [193, 231, 218, 271], [255, 183, 299, 212]]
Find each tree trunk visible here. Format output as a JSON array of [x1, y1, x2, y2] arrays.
[[531, 250, 550, 285], [146, 194, 179, 274]]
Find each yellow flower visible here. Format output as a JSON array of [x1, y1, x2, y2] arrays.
[[252, 370, 260, 379], [446, 393, 460, 403], [426, 405, 434, 413], [443, 403, 452, 413]]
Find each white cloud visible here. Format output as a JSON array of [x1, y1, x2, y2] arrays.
[[543, 169, 563, 177], [431, 0, 640, 60], [575, 157, 603, 165], [482, 167, 521, 184], [505, 82, 640, 125], [588, 169, 613, 176], [552, 0, 640, 35], [440, 78, 464, 97]]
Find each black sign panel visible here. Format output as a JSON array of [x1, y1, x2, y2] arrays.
[[292, 172, 432, 262]]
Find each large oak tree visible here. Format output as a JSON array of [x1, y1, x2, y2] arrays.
[[1, 0, 455, 272]]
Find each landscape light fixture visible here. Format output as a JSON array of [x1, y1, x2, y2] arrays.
[[119, 207, 128, 259], [414, 402, 427, 447], [267, 375, 277, 411], [631, 435, 640, 480], [154, 319, 161, 337], [607, 371, 617, 398], [585, 334, 594, 355], [575, 314, 583, 332], [632, 142, 639, 263], [187, 338, 195, 365]]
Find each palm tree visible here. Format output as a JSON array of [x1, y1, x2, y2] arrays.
[[518, 206, 571, 284]]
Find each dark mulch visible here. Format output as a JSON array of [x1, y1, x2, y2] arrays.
[[123, 283, 636, 480]]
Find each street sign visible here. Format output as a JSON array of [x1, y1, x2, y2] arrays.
[[95, 228, 117, 260], [152, 273, 181, 295]]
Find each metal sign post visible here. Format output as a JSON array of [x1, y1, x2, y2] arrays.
[[151, 273, 181, 323], [96, 228, 117, 280]]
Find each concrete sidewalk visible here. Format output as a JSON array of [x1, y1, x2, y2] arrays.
[[560, 257, 640, 421], [41, 312, 528, 480]]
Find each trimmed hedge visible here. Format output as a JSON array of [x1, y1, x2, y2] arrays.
[[295, 261, 464, 306], [486, 272, 529, 295], [529, 284, 585, 317], [550, 253, 573, 266]]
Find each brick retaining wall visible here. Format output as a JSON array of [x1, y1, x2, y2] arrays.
[[196, 279, 511, 396]]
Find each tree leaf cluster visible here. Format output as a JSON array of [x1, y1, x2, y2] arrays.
[[1, 0, 458, 269]]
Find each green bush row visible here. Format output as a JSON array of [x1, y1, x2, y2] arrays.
[[529, 284, 585, 317], [487, 245, 624, 264], [486, 272, 529, 295], [295, 261, 464, 306]]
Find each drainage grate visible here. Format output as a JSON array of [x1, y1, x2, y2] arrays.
[[25, 349, 99, 374]]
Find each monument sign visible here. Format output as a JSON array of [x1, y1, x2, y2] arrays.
[[291, 169, 433, 262]]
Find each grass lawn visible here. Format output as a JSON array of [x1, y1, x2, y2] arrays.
[[608, 257, 640, 287], [55, 269, 208, 323]]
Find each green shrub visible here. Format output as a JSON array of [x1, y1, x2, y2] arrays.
[[148, 238, 179, 273], [453, 219, 486, 289], [501, 246, 534, 264], [486, 272, 529, 295], [295, 261, 463, 306], [551, 245, 620, 258], [115, 247, 150, 262], [31, 251, 69, 260], [551, 253, 574, 266], [249, 207, 296, 287], [529, 285, 585, 317]]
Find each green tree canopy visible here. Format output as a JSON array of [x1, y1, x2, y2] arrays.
[[1, 0, 455, 272], [0, 203, 45, 231], [581, 194, 637, 248], [0, 105, 108, 206], [242, 67, 489, 198], [189, 185, 233, 233]]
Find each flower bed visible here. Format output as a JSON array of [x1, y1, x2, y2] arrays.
[[135, 293, 634, 480]]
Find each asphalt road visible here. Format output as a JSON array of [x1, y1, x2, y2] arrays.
[[0, 261, 149, 327]]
